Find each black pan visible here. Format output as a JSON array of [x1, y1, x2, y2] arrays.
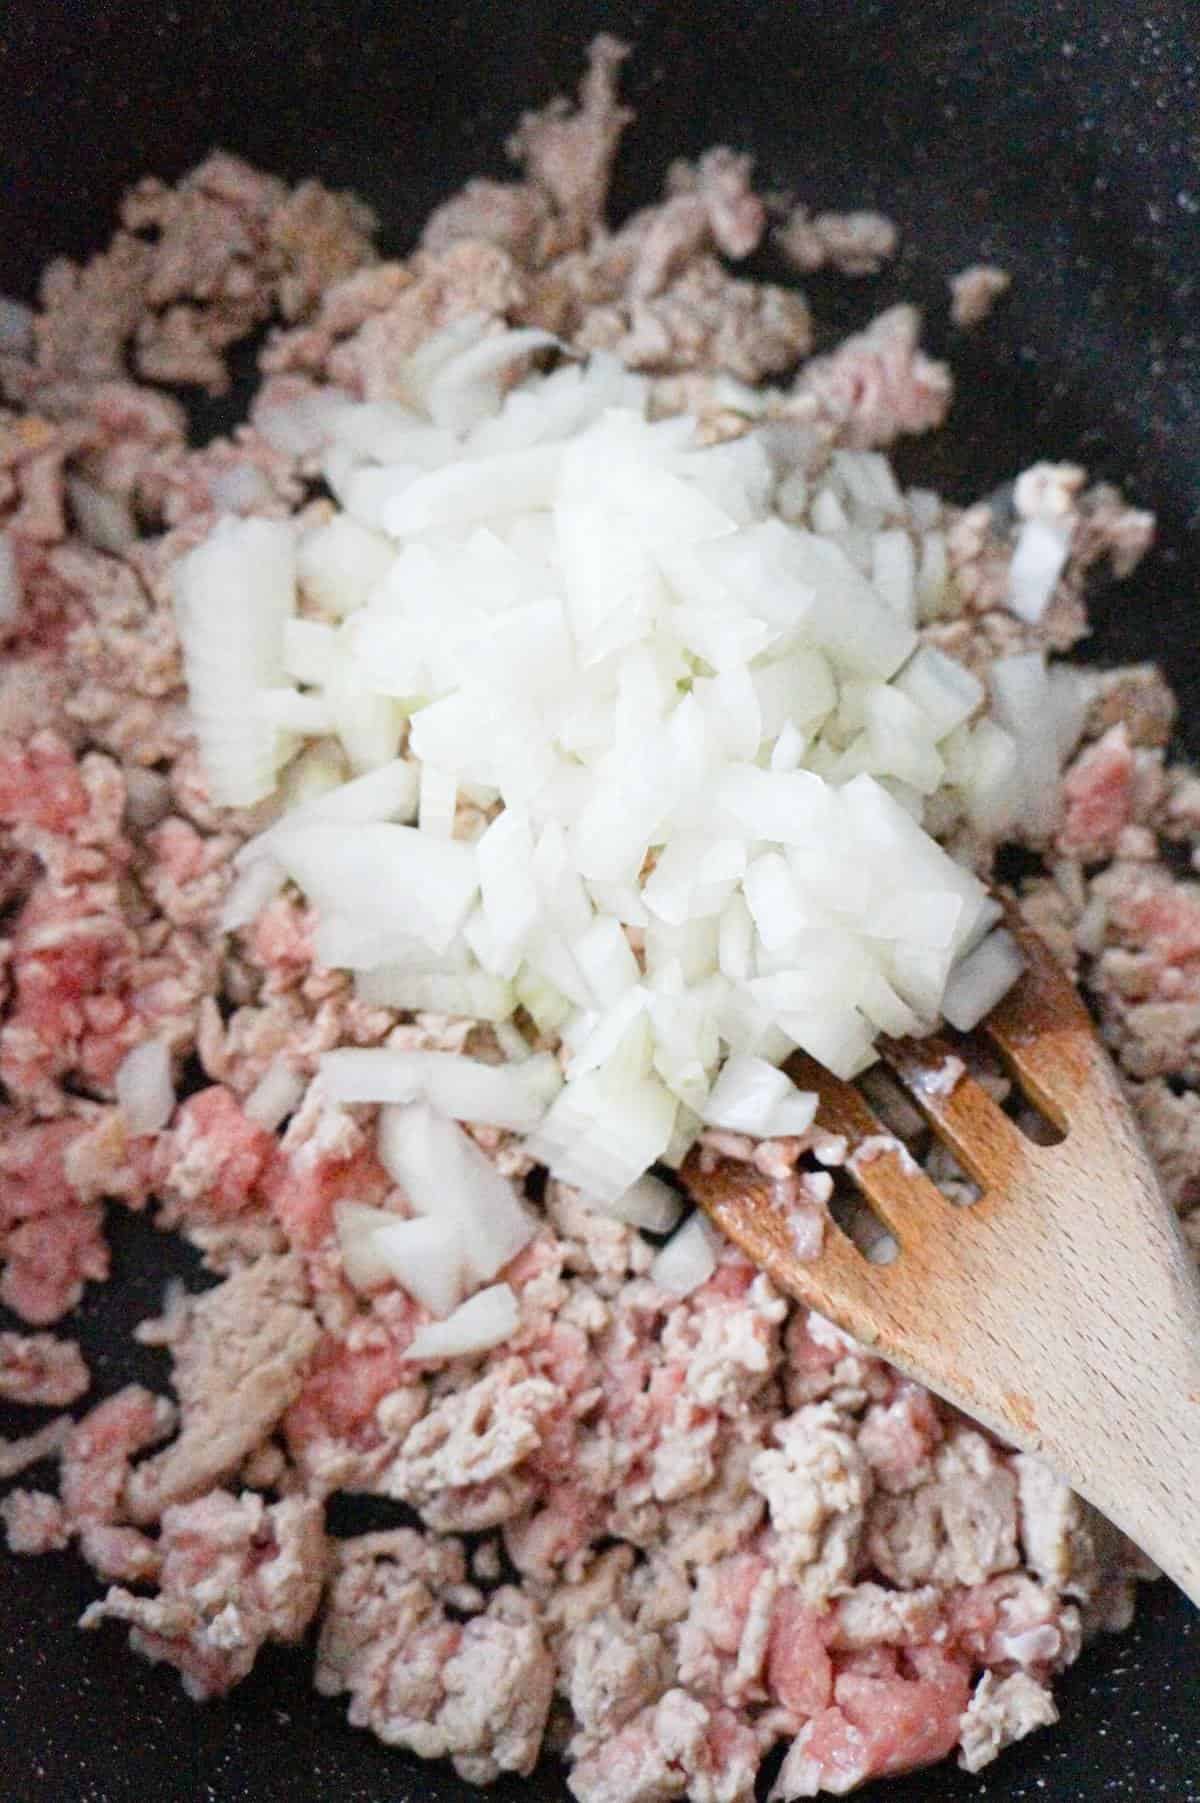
[[1, 2, 1197, 1798]]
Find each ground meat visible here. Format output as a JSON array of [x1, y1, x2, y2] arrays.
[[575, 257, 813, 382], [958, 1669, 1058, 1773], [122, 1255, 320, 1522], [387, 1361, 559, 1532], [316, 1536, 555, 1782], [60, 1383, 176, 1523], [1, 1486, 70, 1552], [751, 1403, 872, 1602], [0, 1416, 73, 1483], [81, 1488, 327, 1698], [506, 35, 633, 252], [1128, 1079, 1200, 1212], [563, 1607, 672, 1747], [773, 1646, 973, 1797], [776, 207, 899, 277], [949, 264, 1011, 328], [1, 36, 1193, 1803], [422, 179, 559, 267], [1087, 662, 1177, 749], [793, 305, 952, 448], [569, 1688, 754, 1803], [866, 1428, 1020, 1589], [153, 1083, 277, 1223], [0, 1330, 89, 1405], [8, 155, 378, 404], [1058, 723, 1136, 858], [0, 1116, 109, 1324]]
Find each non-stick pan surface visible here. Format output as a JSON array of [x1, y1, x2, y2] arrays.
[[1, 3, 1197, 1798]]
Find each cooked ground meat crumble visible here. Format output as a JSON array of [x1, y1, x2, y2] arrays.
[[0, 38, 1192, 1801]]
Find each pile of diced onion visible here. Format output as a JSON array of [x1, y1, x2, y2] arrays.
[[173, 319, 1084, 1344]]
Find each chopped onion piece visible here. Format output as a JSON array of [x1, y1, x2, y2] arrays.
[[514, 963, 573, 1033], [783, 531, 917, 678], [832, 450, 905, 515], [115, 1040, 175, 1135], [1008, 518, 1071, 624], [941, 927, 1025, 1031], [894, 645, 984, 740], [256, 687, 334, 735], [282, 618, 340, 686], [234, 758, 418, 882], [334, 1201, 401, 1291], [173, 516, 296, 806], [1048, 665, 1091, 763], [377, 1101, 535, 1285], [775, 1006, 878, 1081], [369, 1216, 469, 1317], [426, 327, 558, 431], [527, 1065, 677, 1204], [988, 652, 1062, 837], [715, 764, 829, 846], [650, 1211, 721, 1297], [719, 894, 756, 983], [243, 1059, 305, 1131], [296, 514, 396, 618], [220, 853, 287, 932], [418, 763, 458, 838], [0, 531, 20, 627], [870, 528, 917, 623], [356, 965, 515, 1020], [405, 1284, 519, 1361], [380, 445, 563, 537], [572, 915, 640, 1003], [960, 719, 1022, 839], [270, 822, 477, 954], [320, 1047, 561, 1129], [701, 1054, 818, 1138], [598, 1173, 685, 1233]]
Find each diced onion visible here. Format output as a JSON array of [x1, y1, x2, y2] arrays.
[[243, 1059, 305, 1131], [377, 1101, 535, 1287], [173, 347, 1034, 1214], [1008, 518, 1071, 624], [701, 1054, 818, 1138], [597, 1173, 685, 1233], [173, 516, 296, 806], [270, 822, 478, 954], [115, 1040, 175, 1135], [0, 531, 21, 627], [405, 1283, 520, 1361], [941, 927, 1025, 1031], [320, 1047, 561, 1130], [650, 1210, 721, 1297], [894, 645, 984, 740], [369, 1216, 468, 1317], [334, 1200, 404, 1291], [988, 652, 1062, 837]]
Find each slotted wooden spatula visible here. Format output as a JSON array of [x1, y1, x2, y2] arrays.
[[683, 914, 1200, 1605]]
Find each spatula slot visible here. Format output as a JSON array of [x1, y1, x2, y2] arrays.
[[826, 1168, 900, 1264], [997, 1078, 1066, 1147], [922, 1139, 983, 1207]]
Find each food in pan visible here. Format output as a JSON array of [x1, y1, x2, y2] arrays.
[[1, 39, 1194, 1801]]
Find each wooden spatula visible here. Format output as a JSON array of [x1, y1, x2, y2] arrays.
[[682, 914, 1200, 1605]]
